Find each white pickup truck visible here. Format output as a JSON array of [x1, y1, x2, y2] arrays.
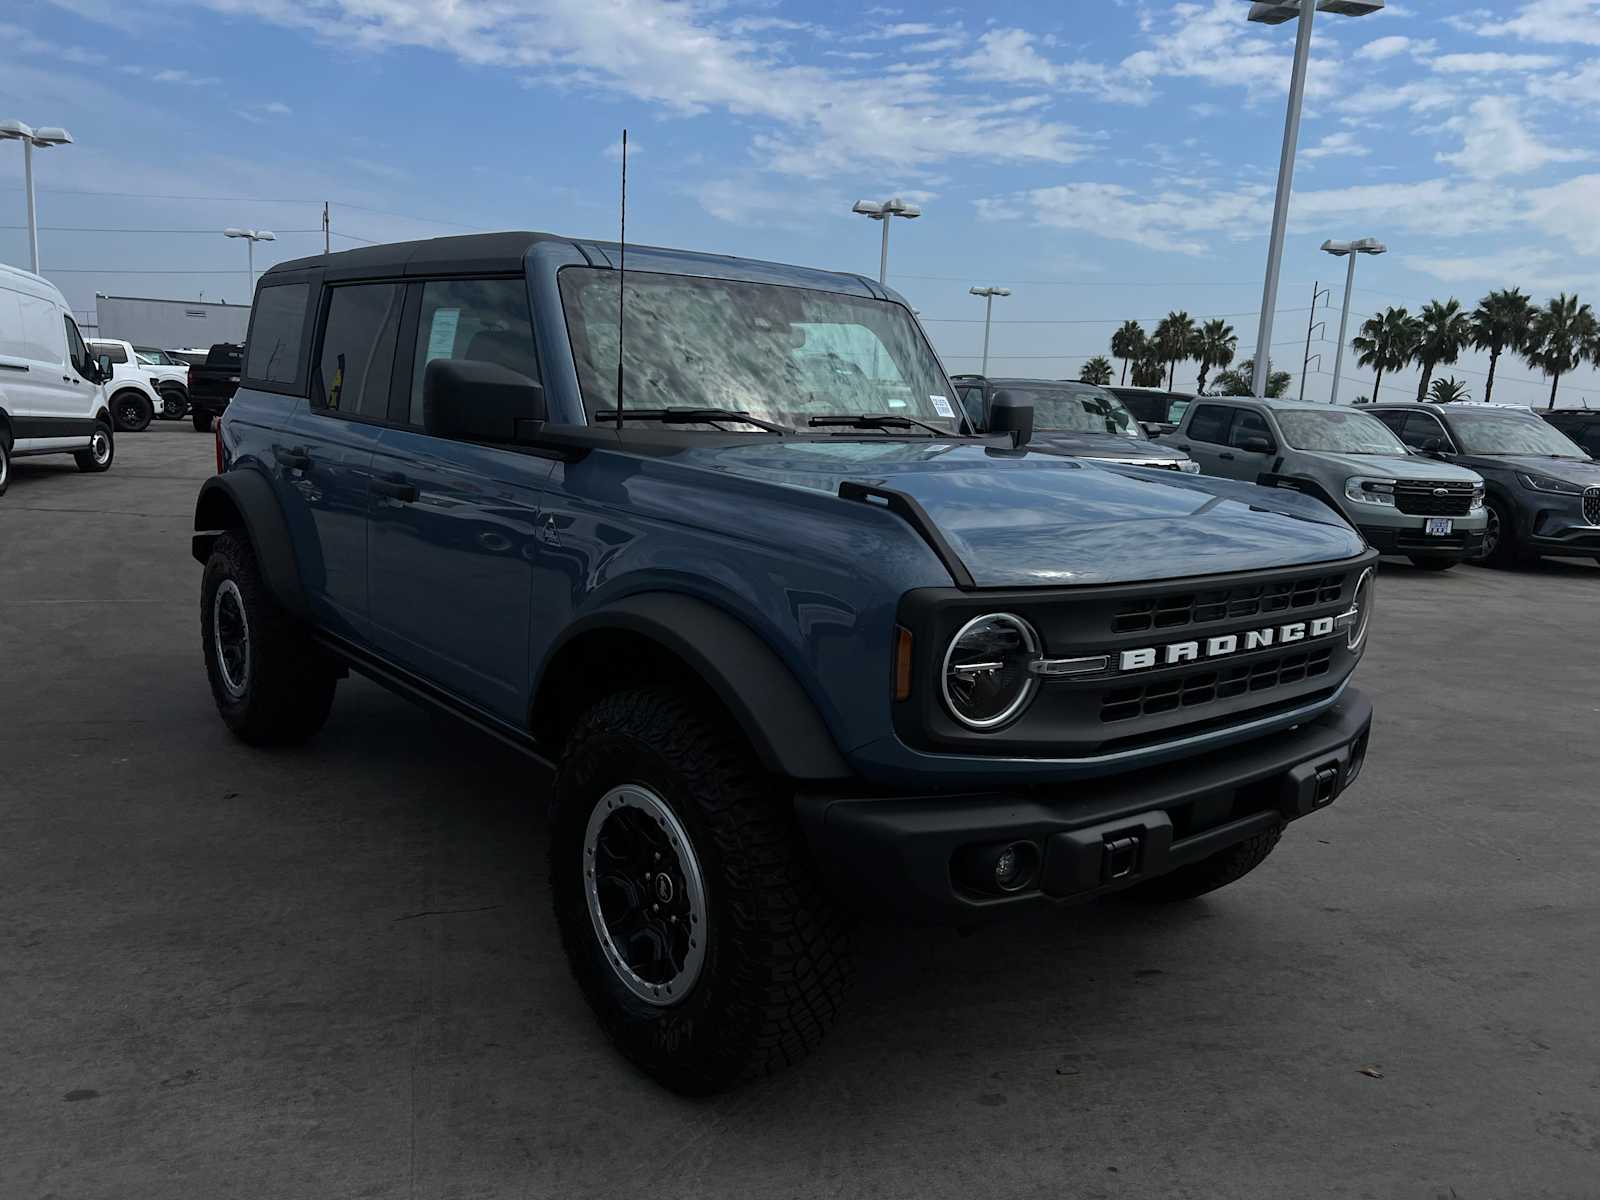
[[86, 339, 171, 432]]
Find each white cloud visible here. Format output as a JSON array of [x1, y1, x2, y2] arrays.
[[1332, 79, 1456, 117], [977, 182, 1271, 256], [1479, 0, 1600, 46], [1525, 174, 1600, 255], [957, 28, 1152, 104], [1119, 0, 1345, 102], [1355, 35, 1434, 61], [1404, 246, 1596, 292], [152, 68, 221, 85], [264, 100, 291, 114], [1436, 96, 1590, 178], [1301, 131, 1371, 160], [1526, 57, 1600, 102], [1430, 52, 1564, 73], [602, 138, 640, 162]]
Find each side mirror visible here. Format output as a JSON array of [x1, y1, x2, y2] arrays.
[[1420, 437, 1445, 455], [95, 354, 113, 379], [988, 389, 1034, 448], [1242, 436, 1274, 454], [422, 358, 546, 443]]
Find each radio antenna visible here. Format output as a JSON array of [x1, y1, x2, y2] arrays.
[[613, 128, 628, 426]]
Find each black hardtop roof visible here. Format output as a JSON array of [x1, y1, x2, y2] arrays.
[[262, 231, 887, 297]]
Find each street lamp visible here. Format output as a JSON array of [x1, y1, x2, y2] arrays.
[[851, 197, 921, 285], [1245, 0, 1384, 397], [0, 119, 74, 273], [969, 286, 1011, 375], [1323, 236, 1387, 405], [224, 227, 276, 298]]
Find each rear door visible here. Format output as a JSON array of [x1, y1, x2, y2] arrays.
[[1173, 402, 1234, 474], [366, 276, 554, 722]]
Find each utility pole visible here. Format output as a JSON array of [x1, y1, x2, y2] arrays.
[[323, 201, 330, 254], [1299, 280, 1329, 400]]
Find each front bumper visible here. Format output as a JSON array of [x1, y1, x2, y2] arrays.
[[1523, 494, 1600, 555], [1358, 523, 1485, 559], [796, 688, 1373, 922]]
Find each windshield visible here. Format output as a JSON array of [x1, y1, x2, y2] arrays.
[[1009, 384, 1142, 438], [1277, 408, 1408, 455], [1447, 410, 1589, 457], [558, 268, 960, 432]]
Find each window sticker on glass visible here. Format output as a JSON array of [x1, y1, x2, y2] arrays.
[[426, 308, 461, 362], [929, 395, 955, 419]]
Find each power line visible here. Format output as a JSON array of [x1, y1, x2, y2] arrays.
[[1, 225, 327, 234], [921, 306, 1315, 327]]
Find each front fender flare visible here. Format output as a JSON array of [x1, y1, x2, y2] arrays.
[[538, 592, 853, 782], [191, 470, 309, 620]]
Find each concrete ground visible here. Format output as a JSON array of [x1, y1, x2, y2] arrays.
[[3, 423, 1599, 1200]]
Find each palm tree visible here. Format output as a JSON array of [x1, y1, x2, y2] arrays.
[[1110, 320, 1146, 387], [1471, 288, 1536, 405], [1412, 298, 1473, 402], [1352, 307, 1419, 400], [1079, 356, 1114, 385], [1191, 319, 1238, 395], [1131, 352, 1165, 387], [1213, 358, 1291, 398], [1526, 292, 1599, 408], [1428, 376, 1470, 404], [1153, 310, 1196, 393]]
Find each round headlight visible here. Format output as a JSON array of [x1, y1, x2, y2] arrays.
[[941, 613, 1040, 730], [1347, 567, 1375, 650]]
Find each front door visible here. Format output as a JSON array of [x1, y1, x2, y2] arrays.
[[1222, 407, 1278, 483], [366, 276, 553, 723], [1174, 402, 1234, 474]]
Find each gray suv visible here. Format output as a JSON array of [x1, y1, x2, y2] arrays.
[[1167, 397, 1487, 570]]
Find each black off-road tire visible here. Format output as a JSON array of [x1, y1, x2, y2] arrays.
[[550, 688, 852, 1094], [201, 532, 336, 745], [1124, 824, 1283, 903], [73, 421, 114, 473], [0, 434, 9, 496], [193, 410, 214, 433], [112, 390, 153, 433], [1407, 556, 1459, 571]]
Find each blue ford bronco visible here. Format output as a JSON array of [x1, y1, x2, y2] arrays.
[[193, 233, 1377, 1093]]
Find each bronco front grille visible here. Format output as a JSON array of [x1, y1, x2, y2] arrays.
[[1585, 487, 1600, 526], [1394, 480, 1475, 517], [1112, 573, 1346, 635], [1099, 647, 1334, 724]]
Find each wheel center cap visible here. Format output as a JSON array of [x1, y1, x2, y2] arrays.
[[653, 873, 674, 904]]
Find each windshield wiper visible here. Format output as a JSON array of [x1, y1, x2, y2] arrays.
[[808, 413, 951, 436], [597, 407, 792, 434]]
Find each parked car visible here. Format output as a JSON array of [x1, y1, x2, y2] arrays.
[[87, 338, 175, 429], [1369, 402, 1600, 567], [1170, 397, 1487, 570], [0, 261, 115, 494], [186, 342, 243, 431], [1109, 386, 1196, 437], [134, 345, 194, 418], [195, 231, 1377, 1093], [1540, 408, 1600, 459], [950, 375, 1199, 471]]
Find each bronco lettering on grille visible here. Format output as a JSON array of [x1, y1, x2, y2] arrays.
[[1119, 616, 1339, 672]]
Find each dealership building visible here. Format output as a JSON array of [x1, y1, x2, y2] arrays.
[[93, 294, 250, 349]]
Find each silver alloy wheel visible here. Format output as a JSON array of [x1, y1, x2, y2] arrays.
[[0, 444, 8, 488], [212, 578, 250, 698], [583, 784, 708, 1006], [91, 429, 112, 465]]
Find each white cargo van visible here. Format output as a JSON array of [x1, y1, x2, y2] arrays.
[[0, 262, 114, 496]]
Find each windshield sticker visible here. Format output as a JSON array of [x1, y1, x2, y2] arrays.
[[426, 308, 461, 362], [929, 395, 955, 419]]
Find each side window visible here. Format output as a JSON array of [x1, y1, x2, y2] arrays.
[[1371, 410, 1406, 436], [957, 386, 985, 429], [245, 282, 310, 385], [1186, 404, 1232, 444], [1399, 412, 1446, 449], [1228, 409, 1273, 449], [101, 343, 129, 365], [315, 284, 403, 420], [63, 316, 90, 376], [406, 278, 537, 427], [1578, 423, 1600, 456]]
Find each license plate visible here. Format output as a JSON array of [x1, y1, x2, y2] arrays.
[[1425, 518, 1453, 536]]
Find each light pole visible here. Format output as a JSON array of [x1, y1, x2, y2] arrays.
[[851, 198, 921, 285], [970, 286, 1011, 375], [0, 119, 74, 273], [1245, 0, 1384, 397], [224, 227, 276, 299], [1323, 236, 1387, 404]]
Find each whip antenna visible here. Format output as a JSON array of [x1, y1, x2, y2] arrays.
[[614, 128, 628, 425]]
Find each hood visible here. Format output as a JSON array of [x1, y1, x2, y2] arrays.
[[1027, 430, 1187, 463], [671, 439, 1364, 588], [1459, 454, 1600, 486], [1300, 451, 1480, 482]]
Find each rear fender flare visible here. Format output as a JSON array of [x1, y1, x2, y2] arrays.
[[191, 470, 309, 620]]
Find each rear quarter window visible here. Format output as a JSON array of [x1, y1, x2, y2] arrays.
[[245, 282, 311, 387]]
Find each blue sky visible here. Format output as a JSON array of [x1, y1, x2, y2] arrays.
[[5, 0, 1600, 405]]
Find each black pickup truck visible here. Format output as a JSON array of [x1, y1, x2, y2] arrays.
[[186, 343, 243, 432]]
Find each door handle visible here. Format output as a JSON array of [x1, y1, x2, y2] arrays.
[[275, 446, 311, 470], [371, 475, 418, 503], [1219, 452, 1235, 461]]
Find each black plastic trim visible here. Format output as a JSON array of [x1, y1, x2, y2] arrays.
[[190, 470, 309, 620], [9, 415, 98, 439]]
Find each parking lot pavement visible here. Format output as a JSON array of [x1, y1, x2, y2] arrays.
[[4, 424, 1600, 1200]]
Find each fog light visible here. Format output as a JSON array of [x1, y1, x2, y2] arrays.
[[995, 846, 1022, 889], [955, 840, 1040, 895]]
